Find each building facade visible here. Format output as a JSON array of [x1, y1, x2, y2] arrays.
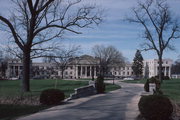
[[5, 56, 173, 79], [143, 59, 173, 78]]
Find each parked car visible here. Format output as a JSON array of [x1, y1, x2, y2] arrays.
[[123, 77, 134, 80], [9, 77, 19, 80]]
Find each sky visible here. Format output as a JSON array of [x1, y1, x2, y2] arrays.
[[0, 0, 180, 62]]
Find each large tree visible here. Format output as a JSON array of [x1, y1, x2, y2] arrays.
[[132, 50, 144, 78], [0, 0, 102, 92], [128, 0, 180, 90], [92, 45, 125, 77]]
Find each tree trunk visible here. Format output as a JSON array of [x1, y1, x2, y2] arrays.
[[158, 55, 163, 82], [156, 55, 163, 91], [22, 50, 31, 92], [61, 68, 64, 79]]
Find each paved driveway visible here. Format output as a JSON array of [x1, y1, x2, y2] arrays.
[[18, 82, 144, 120]]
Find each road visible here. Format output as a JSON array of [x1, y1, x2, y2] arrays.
[[18, 81, 144, 120]]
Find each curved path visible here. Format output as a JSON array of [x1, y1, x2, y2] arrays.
[[18, 81, 144, 120]]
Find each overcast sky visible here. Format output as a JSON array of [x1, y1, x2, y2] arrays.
[[0, 0, 180, 62]]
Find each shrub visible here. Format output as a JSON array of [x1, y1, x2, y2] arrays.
[[164, 76, 170, 80], [138, 95, 173, 120], [95, 76, 105, 93], [144, 79, 149, 92], [148, 77, 156, 83], [40, 89, 65, 105]]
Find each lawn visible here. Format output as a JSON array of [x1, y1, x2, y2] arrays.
[[161, 79, 180, 103], [0, 79, 120, 120], [0, 79, 88, 98], [105, 83, 121, 92], [123, 79, 180, 103]]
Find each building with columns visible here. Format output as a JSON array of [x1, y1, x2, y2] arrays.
[[5, 55, 173, 79], [143, 59, 173, 78]]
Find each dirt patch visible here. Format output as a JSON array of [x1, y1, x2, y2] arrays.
[[0, 96, 40, 105]]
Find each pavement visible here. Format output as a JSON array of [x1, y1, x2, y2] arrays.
[[17, 81, 144, 120]]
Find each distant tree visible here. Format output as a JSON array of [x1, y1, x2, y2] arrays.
[[92, 45, 125, 77], [42, 53, 55, 63], [0, 0, 103, 92], [53, 45, 80, 79], [132, 50, 144, 78], [0, 60, 8, 78], [171, 59, 180, 74], [128, 0, 180, 91], [144, 62, 149, 79], [0, 50, 11, 78]]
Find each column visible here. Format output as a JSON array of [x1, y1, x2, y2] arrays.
[[90, 66, 92, 77], [13, 66, 15, 77], [80, 66, 83, 77], [85, 66, 87, 78], [94, 66, 96, 77], [164, 67, 167, 76], [169, 66, 171, 77], [75, 65, 78, 79]]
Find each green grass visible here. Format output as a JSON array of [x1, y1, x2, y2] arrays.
[[161, 79, 180, 103], [0, 79, 120, 120], [0, 79, 88, 98], [105, 83, 121, 92], [122, 78, 180, 103]]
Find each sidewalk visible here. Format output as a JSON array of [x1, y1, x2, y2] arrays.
[[18, 81, 144, 120]]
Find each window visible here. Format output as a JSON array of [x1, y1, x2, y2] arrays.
[[65, 71, 68, 75], [78, 66, 81, 76], [20, 66, 23, 70], [87, 66, 90, 76], [82, 67, 85, 75]]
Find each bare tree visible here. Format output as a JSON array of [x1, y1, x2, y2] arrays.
[[171, 59, 180, 75], [53, 45, 80, 79], [0, 50, 10, 79], [92, 45, 125, 77], [0, 0, 102, 92], [128, 0, 180, 90]]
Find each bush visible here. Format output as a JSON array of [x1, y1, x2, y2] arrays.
[[95, 76, 105, 93], [40, 89, 65, 105], [164, 76, 170, 80], [148, 77, 157, 83], [144, 79, 149, 92], [138, 95, 173, 120]]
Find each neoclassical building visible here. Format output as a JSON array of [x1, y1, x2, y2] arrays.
[[143, 59, 173, 78], [6, 55, 173, 79]]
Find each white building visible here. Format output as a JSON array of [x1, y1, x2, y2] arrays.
[[111, 64, 133, 78], [5, 56, 173, 79], [143, 59, 173, 78]]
